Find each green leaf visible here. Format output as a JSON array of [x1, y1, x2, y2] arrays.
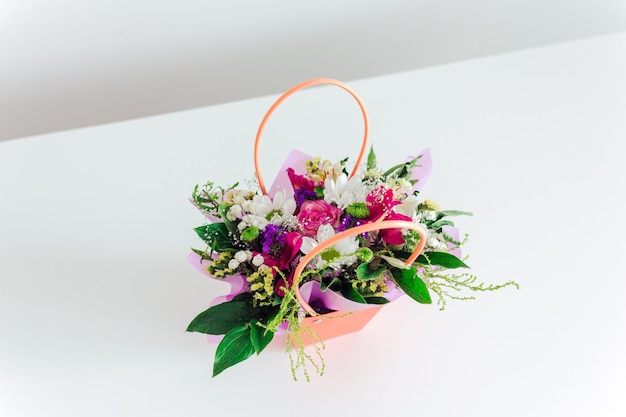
[[437, 210, 473, 219], [367, 146, 377, 170], [416, 252, 469, 269], [186, 301, 253, 335], [194, 223, 235, 252], [342, 285, 367, 304], [379, 254, 411, 269], [231, 292, 252, 302], [383, 155, 422, 179], [429, 219, 455, 230], [364, 296, 390, 305], [441, 231, 460, 246], [249, 320, 274, 355], [218, 203, 238, 235], [356, 262, 387, 280], [213, 325, 255, 377], [320, 276, 342, 291], [191, 247, 210, 259], [391, 267, 432, 304]]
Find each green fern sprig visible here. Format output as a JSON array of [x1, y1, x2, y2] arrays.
[[424, 270, 519, 310], [264, 269, 326, 382]]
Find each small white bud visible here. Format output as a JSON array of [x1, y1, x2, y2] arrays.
[[234, 251, 248, 263], [252, 254, 265, 267], [423, 210, 437, 221]]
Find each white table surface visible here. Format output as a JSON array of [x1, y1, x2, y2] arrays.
[[1, 32, 625, 416]]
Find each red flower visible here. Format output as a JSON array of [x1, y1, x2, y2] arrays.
[[379, 212, 413, 245], [287, 168, 315, 192], [366, 186, 400, 221], [259, 232, 303, 297], [365, 186, 412, 244], [274, 271, 295, 297]]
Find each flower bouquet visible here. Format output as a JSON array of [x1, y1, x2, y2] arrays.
[[186, 79, 517, 379]]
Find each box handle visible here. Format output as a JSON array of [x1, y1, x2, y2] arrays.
[[253, 78, 369, 195], [292, 220, 427, 317]]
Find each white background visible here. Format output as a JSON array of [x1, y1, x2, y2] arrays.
[[1, 32, 625, 416]]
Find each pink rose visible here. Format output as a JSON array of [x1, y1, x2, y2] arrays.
[[297, 200, 342, 237]]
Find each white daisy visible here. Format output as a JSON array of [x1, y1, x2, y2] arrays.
[[300, 224, 359, 268], [323, 173, 367, 209], [247, 189, 297, 228]]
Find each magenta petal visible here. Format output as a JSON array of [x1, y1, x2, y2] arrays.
[[409, 148, 432, 192], [379, 212, 413, 244], [284, 232, 303, 262], [268, 149, 312, 198], [380, 228, 405, 245]]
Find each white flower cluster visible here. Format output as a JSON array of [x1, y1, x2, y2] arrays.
[[228, 250, 253, 270], [225, 189, 298, 232], [323, 173, 369, 209], [300, 224, 359, 269], [426, 229, 448, 251]]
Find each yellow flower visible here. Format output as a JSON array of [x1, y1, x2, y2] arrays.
[[422, 199, 440, 211]]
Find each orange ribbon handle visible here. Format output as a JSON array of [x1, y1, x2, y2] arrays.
[[253, 78, 370, 195], [292, 220, 428, 317]]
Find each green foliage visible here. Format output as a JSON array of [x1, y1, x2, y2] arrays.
[[218, 203, 238, 234], [416, 252, 469, 269], [424, 270, 520, 311], [264, 276, 325, 381], [188, 294, 280, 376], [213, 325, 255, 377], [391, 267, 432, 304], [363, 296, 390, 304], [194, 223, 235, 252], [441, 231, 461, 246], [341, 285, 367, 304], [191, 247, 211, 261], [428, 219, 455, 230], [436, 210, 473, 219], [186, 300, 253, 335], [287, 323, 326, 382], [320, 276, 342, 291], [355, 262, 387, 280], [192, 181, 238, 217], [367, 146, 377, 170], [250, 320, 274, 355], [382, 155, 422, 184]]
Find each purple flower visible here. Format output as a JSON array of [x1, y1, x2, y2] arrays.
[[294, 188, 318, 207], [260, 224, 287, 255], [338, 215, 367, 237], [338, 215, 354, 232]]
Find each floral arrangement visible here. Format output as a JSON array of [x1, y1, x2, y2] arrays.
[[186, 147, 518, 379]]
